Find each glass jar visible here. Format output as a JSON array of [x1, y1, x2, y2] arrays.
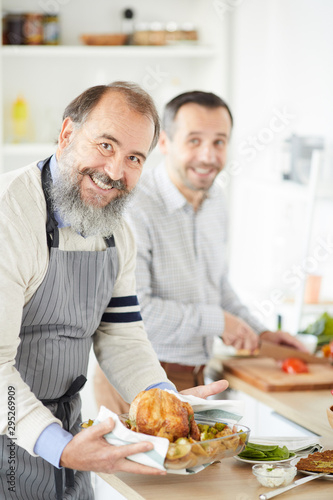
[[148, 22, 166, 45], [23, 13, 44, 45], [43, 14, 60, 45], [4, 13, 25, 45], [132, 22, 150, 45]]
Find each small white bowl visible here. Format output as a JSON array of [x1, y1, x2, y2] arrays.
[[295, 333, 318, 354], [252, 463, 297, 487]]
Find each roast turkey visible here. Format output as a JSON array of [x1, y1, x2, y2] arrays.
[[128, 388, 200, 442]]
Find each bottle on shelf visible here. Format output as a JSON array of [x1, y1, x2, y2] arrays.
[[11, 95, 34, 143], [121, 8, 135, 45]]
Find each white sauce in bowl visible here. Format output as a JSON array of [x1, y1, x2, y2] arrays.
[[253, 465, 297, 487]]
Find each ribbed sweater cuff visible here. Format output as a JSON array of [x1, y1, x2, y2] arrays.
[[16, 405, 62, 456]]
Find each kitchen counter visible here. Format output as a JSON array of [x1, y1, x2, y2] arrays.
[[225, 372, 332, 438], [100, 376, 333, 499], [108, 443, 333, 500]]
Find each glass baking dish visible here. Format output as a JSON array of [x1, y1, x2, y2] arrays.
[[120, 414, 250, 470]]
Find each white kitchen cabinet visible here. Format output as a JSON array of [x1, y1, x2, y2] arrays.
[[0, 0, 230, 173]]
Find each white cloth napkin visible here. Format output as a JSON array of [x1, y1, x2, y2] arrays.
[[94, 390, 245, 475], [94, 405, 169, 471], [166, 390, 245, 422]]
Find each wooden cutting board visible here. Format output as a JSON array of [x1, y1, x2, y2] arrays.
[[223, 357, 333, 391]]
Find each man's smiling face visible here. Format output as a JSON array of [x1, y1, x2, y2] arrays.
[[52, 90, 155, 237], [161, 103, 232, 202], [57, 90, 155, 208]]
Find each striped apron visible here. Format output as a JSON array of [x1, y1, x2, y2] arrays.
[[0, 158, 119, 499]]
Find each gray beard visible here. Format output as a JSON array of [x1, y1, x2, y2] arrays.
[[50, 154, 133, 239]]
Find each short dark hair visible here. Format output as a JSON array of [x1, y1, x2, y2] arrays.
[[62, 81, 160, 153], [162, 90, 233, 138]]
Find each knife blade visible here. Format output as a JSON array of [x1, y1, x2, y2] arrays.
[[258, 473, 326, 500], [258, 341, 331, 365]]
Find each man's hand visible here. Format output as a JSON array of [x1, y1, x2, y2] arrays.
[[180, 379, 229, 398], [260, 330, 309, 352], [222, 311, 259, 352], [60, 418, 166, 475]]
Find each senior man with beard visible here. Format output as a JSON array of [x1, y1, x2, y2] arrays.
[[0, 82, 228, 500]]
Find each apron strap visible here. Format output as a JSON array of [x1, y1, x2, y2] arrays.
[[104, 234, 115, 248], [40, 157, 60, 249], [41, 375, 87, 500]]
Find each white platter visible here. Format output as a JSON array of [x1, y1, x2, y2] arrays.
[[234, 455, 295, 465]]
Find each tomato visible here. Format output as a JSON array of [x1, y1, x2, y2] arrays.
[[281, 357, 309, 374]]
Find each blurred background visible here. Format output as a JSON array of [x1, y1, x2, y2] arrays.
[[1, 0, 333, 415]]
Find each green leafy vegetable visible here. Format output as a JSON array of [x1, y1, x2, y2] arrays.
[[247, 443, 279, 452], [238, 442, 295, 461], [302, 312, 333, 346]]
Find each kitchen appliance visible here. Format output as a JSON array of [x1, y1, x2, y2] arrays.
[[283, 134, 324, 184]]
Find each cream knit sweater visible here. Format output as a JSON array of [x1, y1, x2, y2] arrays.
[[0, 162, 169, 456]]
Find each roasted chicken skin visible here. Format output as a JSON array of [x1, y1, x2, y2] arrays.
[[128, 388, 200, 442]]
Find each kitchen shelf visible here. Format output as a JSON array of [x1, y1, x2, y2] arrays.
[[0, 0, 229, 174], [1, 44, 218, 58]]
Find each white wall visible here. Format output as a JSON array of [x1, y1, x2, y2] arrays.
[[226, 0, 333, 331], [229, 0, 333, 141]]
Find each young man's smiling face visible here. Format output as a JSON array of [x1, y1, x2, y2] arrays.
[[160, 103, 232, 206], [57, 90, 155, 208]]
